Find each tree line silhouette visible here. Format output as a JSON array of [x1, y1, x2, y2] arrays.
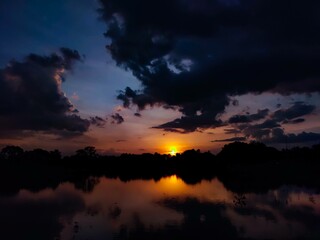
[[0, 142, 319, 195]]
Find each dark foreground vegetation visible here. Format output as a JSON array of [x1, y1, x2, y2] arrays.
[[0, 142, 319, 195]]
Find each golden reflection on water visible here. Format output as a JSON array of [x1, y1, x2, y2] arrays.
[[56, 176, 235, 239], [2, 176, 320, 240], [157, 175, 187, 194]]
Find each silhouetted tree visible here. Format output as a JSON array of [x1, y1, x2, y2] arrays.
[[75, 146, 98, 159], [218, 141, 278, 164], [0, 146, 24, 162], [49, 150, 62, 161], [0, 142, 320, 195]]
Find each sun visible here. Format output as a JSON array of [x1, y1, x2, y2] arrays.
[[169, 146, 177, 156]]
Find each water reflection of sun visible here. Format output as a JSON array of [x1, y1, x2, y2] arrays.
[[167, 175, 179, 184], [158, 175, 186, 194]]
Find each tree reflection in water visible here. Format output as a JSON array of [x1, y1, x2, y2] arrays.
[[0, 177, 320, 240]]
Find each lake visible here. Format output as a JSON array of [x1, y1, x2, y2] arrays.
[[1, 175, 320, 239]]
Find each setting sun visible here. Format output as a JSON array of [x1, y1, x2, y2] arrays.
[[169, 146, 177, 156]]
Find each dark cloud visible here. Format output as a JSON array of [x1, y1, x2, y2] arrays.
[[0, 48, 90, 137], [255, 119, 281, 129], [134, 112, 141, 117], [249, 109, 270, 121], [227, 101, 317, 142], [265, 128, 320, 144], [155, 128, 188, 134], [229, 108, 269, 123], [153, 114, 224, 133], [283, 118, 306, 125], [239, 119, 281, 141], [244, 128, 272, 141], [212, 137, 246, 142], [100, 0, 320, 132], [234, 119, 280, 140], [228, 115, 251, 124], [0, 130, 36, 140], [228, 124, 320, 144], [111, 113, 124, 124], [51, 129, 86, 140], [273, 102, 316, 122], [59, 48, 83, 69], [229, 119, 320, 144], [89, 116, 107, 128], [224, 128, 242, 135]]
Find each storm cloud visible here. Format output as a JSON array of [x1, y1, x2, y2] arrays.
[[0, 48, 90, 137], [99, 0, 320, 133]]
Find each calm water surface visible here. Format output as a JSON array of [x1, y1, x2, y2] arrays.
[[1, 176, 320, 239]]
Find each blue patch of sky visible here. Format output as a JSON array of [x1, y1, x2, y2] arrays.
[[0, 0, 139, 115]]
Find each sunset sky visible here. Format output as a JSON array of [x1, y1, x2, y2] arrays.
[[0, 0, 320, 154]]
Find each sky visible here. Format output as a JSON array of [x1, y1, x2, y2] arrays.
[[0, 0, 320, 154]]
